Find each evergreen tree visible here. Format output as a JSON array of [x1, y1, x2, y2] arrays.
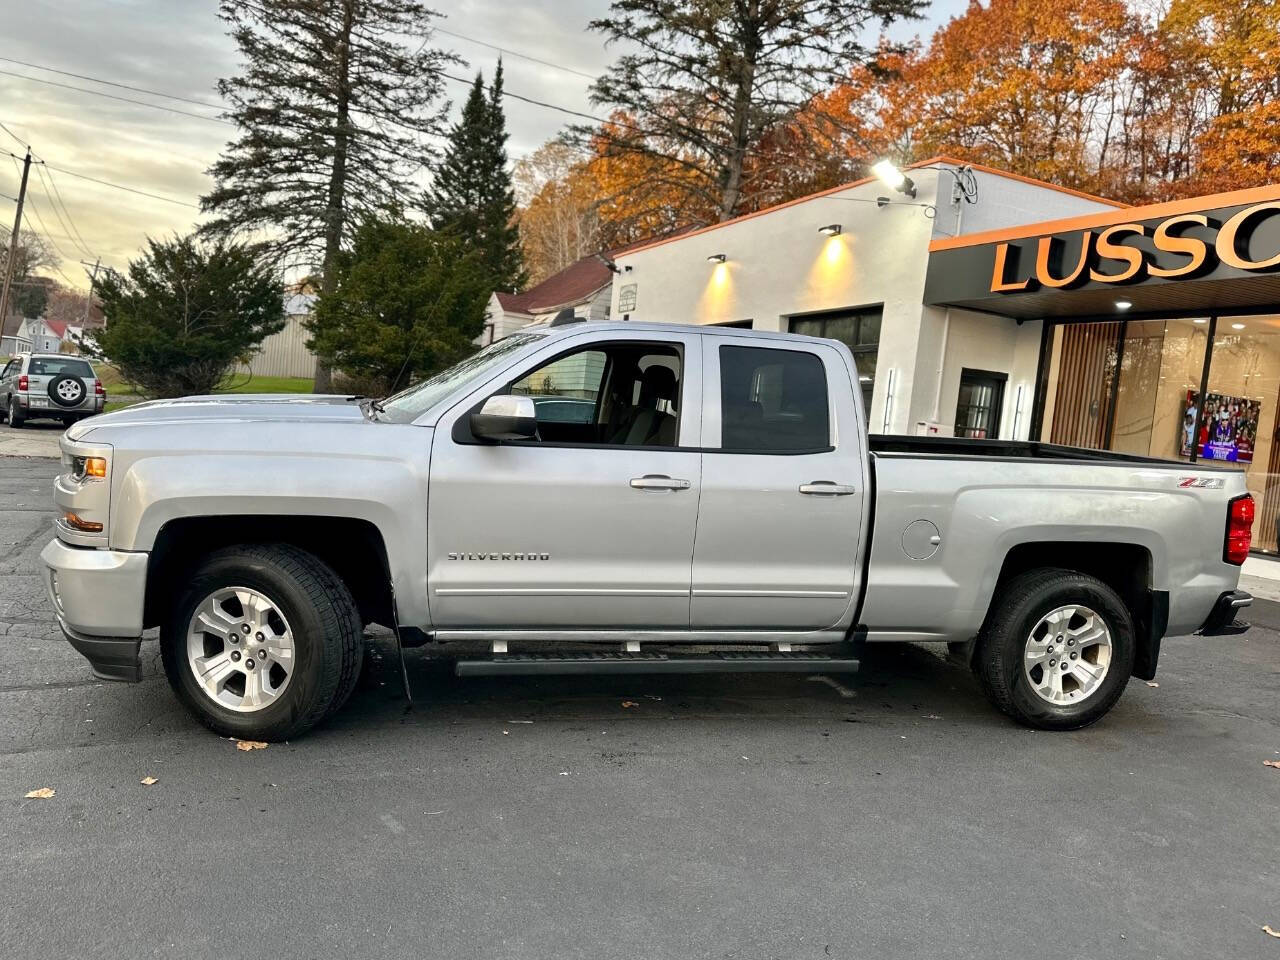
[[86, 235, 285, 398], [201, 0, 455, 391], [307, 219, 489, 391], [429, 62, 525, 292]]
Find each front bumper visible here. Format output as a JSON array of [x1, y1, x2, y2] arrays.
[[41, 538, 148, 682], [1198, 590, 1252, 636]]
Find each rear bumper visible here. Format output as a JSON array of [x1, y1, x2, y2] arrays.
[[15, 391, 104, 414], [41, 538, 147, 682], [1198, 590, 1252, 636]]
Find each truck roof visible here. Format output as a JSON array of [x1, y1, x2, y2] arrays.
[[523, 320, 829, 346]]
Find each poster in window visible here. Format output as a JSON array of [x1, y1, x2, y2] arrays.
[[1180, 390, 1260, 463]]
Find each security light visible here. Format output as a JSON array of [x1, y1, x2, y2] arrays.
[[818, 224, 842, 236], [872, 159, 916, 198], [1115, 299, 1133, 310], [1232, 322, 1246, 330], [706, 253, 726, 264]]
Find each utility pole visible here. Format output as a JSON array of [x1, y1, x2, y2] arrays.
[[79, 257, 101, 327], [0, 148, 32, 339]]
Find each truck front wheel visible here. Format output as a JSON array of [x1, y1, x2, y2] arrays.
[[975, 568, 1135, 730], [160, 544, 362, 741]]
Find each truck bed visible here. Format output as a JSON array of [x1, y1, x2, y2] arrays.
[[868, 434, 1227, 468]]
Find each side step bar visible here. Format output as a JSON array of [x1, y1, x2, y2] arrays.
[[455, 652, 860, 677]]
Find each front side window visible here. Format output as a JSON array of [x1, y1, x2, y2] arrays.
[[498, 341, 683, 447], [719, 345, 829, 452]]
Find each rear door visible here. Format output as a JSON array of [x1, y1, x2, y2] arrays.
[[691, 338, 868, 630], [427, 330, 704, 629]]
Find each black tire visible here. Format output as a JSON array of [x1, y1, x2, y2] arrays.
[[974, 567, 1135, 731], [160, 543, 362, 741], [8, 397, 25, 428], [49, 373, 86, 408]]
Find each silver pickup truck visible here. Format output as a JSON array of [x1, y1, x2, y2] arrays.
[[41, 321, 1254, 740]]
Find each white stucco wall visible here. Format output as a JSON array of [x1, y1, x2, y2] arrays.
[[611, 163, 1118, 435]]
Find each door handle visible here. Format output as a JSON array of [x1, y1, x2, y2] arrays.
[[799, 481, 857, 496], [630, 474, 692, 491]]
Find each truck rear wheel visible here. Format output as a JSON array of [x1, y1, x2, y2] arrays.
[[160, 544, 362, 741], [975, 568, 1135, 730]]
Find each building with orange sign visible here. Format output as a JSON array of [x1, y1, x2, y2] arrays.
[[608, 158, 1280, 557]]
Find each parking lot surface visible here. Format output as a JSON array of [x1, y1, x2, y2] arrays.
[[1, 455, 1277, 960]]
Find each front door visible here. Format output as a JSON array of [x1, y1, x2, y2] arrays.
[[427, 331, 703, 628], [691, 340, 867, 630]]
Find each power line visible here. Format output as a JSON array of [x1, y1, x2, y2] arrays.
[[0, 56, 225, 110], [39, 160, 200, 209], [441, 71, 639, 133], [35, 164, 96, 258], [0, 69, 231, 125], [434, 27, 599, 82], [0, 120, 27, 148]]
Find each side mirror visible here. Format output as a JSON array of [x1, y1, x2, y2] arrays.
[[471, 394, 537, 441]]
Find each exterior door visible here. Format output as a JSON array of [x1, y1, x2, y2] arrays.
[[427, 331, 703, 628], [953, 368, 1007, 439], [691, 339, 867, 630]]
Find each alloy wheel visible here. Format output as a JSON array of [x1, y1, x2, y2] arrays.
[[186, 586, 296, 712], [1023, 604, 1112, 705]]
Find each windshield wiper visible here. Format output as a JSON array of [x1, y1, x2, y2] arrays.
[[356, 396, 386, 420]]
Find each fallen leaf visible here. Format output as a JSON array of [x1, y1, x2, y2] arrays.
[[621, 701, 638, 708], [1146, 681, 1159, 688], [1264, 760, 1280, 770], [235, 740, 268, 752], [24, 787, 54, 799], [140, 776, 158, 786], [1263, 925, 1280, 939]]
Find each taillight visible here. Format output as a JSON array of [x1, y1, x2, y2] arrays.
[[17, 375, 27, 390], [1224, 494, 1254, 565], [94, 379, 104, 396]]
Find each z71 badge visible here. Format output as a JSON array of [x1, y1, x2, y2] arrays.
[[1178, 477, 1225, 488]]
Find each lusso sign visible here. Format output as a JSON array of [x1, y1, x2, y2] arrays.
[[990, 201, 1280, 293]]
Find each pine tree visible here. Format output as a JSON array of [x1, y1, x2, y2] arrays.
[[201, 0, 455, 390], [429, 62, 525, 292]]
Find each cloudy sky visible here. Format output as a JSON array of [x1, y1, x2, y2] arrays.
[[0, 0, 964, 289]]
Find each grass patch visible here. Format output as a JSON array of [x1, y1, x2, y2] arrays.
[[99, 369, 314, 412]]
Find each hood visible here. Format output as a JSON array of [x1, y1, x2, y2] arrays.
[[69, 393, 366, 441]]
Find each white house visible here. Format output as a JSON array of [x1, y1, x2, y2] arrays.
[[481, 253, 616, 346]]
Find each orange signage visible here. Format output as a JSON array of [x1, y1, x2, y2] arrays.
[[990, 201, 1280, 293]]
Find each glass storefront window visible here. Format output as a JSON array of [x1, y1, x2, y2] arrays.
[[1039, 314, 1280, 555], [789, 307, 881, 415], [1204, 316, 1280, 552]]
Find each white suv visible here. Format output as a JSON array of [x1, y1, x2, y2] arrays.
[[0, 353, 105, 427]]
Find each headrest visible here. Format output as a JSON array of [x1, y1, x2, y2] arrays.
[[640, 364, 678, 403]]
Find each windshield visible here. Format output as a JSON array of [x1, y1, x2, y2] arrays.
[[375, 333, 544, 422]]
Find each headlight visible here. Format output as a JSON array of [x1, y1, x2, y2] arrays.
[[72, 456, 107, 480]]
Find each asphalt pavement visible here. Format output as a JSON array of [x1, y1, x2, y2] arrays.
[[1, 455, 1277, 960]]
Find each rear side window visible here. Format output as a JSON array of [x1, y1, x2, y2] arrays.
[[719, 345, 829, 452], [29, 358, 93, 378]]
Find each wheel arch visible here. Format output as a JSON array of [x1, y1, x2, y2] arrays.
[[981, 541, 1165, 680], [144, 515, 395, 631]]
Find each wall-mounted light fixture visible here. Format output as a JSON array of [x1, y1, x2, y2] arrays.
[[818, 224, 842, 236], [706, 253, 726, 264], [872, 160, 917, 199], [1115, 299, 1133, 311]]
